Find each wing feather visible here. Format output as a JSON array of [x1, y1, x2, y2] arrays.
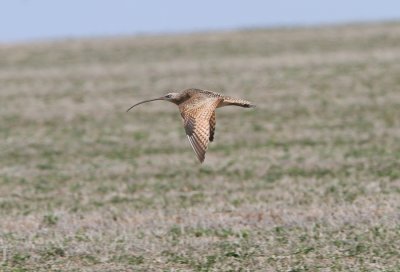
[[209, 111, 216, 142], [180, 97, 221, 163]]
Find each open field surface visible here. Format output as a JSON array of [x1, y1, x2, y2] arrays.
[[1, 23, 400, 271]]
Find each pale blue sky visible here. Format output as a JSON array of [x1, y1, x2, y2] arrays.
[[1, 0, 399, 42]]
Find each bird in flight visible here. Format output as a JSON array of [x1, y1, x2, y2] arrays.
[[127, 88, 255, 163]]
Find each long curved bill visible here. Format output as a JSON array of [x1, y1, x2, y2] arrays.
[[126, 97, 165, 112]]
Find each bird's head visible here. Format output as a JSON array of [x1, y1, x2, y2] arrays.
[[126, 92, 181, 112], [162, 92, 181, 101]]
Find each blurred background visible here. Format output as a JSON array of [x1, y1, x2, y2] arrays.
[[1, 0, 400, 42], [1, 1, 400, 271]]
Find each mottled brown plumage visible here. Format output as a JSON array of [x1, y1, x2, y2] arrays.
[[126, 88, 256, 163]]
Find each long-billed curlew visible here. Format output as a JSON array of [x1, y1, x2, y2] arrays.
[[127, 88, 256, 163]]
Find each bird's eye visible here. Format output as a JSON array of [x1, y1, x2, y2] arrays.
[[165, 94, 172, 98]]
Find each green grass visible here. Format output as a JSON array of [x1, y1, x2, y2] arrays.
[[1, 22, 400, 271]]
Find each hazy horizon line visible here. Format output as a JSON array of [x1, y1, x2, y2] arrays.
[[1, 19, 398, 46]]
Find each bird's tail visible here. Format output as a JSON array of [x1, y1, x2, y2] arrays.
[[219, 97, 256, 108]]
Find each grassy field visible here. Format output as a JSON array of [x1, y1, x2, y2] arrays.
[[1, 22, 400, 271]]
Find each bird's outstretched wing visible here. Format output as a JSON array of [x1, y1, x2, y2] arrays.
[[180, 97, 222, 163]]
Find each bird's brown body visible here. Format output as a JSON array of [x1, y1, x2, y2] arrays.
[[127, 88, 255, 163]]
